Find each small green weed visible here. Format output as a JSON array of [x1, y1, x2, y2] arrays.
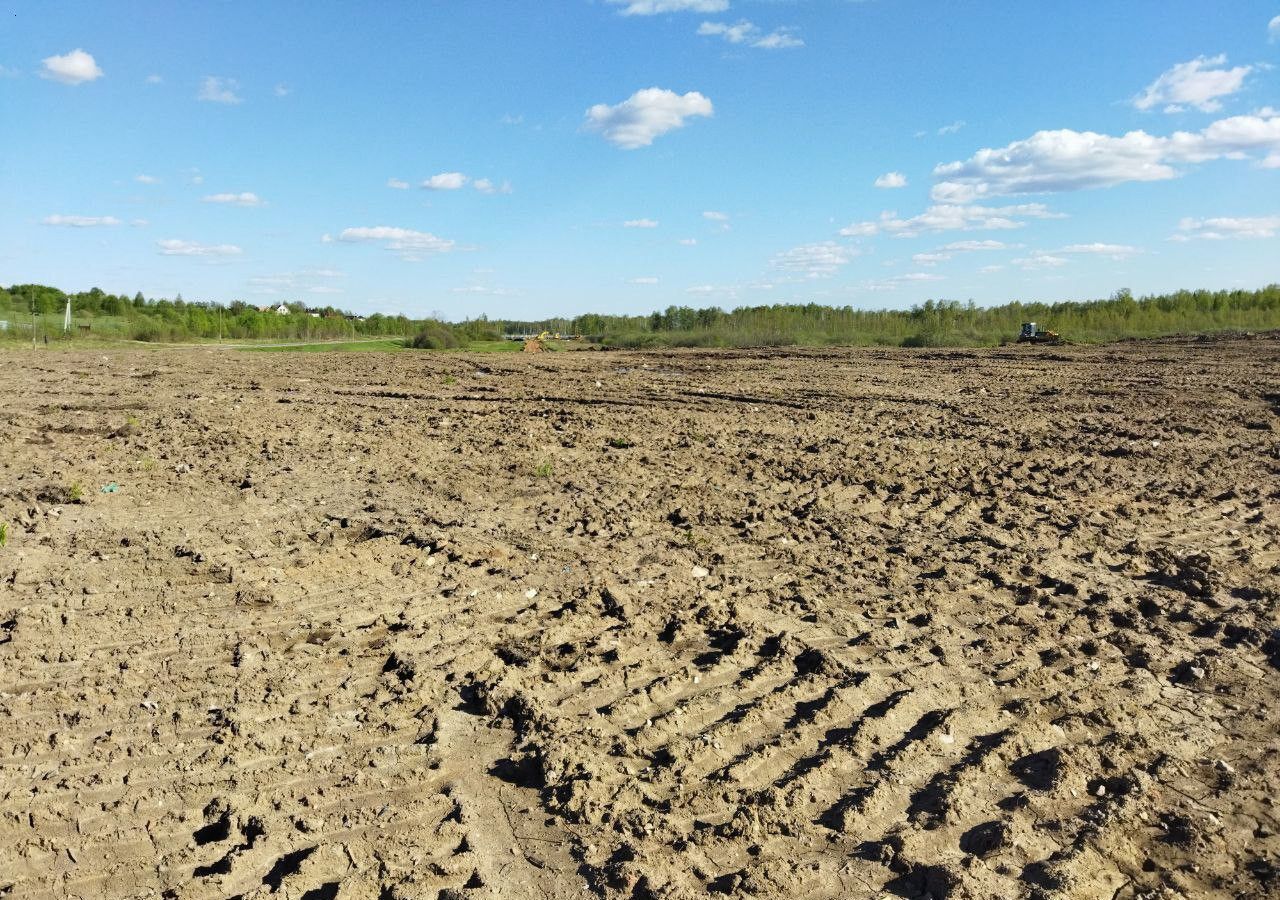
[[534, 460, 554, 478], [140, 456, 156, 472], [442, 374, 457, 385], [69, 482, 84, 503], [606, 436, 635, 449], [0, 522, 7, 548]]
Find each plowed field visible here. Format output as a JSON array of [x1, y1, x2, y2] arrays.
[[2, 337, 1278, 899]]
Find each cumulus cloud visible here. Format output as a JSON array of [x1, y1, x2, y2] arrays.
[[911, 252, 950, 266], [940, 239, 1009, 252], [1012, 252, 1069, 270], [1271, 15, 1280, 42], [135, 174, 160, 185], [628, 276, 660, 284], [387, 177, 410, 190], [1133, 55, 1255, 113], [1171, 215, 1280, 240], [40, 49, 102, 85], [702, 210, 729, 221], [863, 272, 945, 292], [335, 225, 458, 260], [697, 20, 803, 49], [157, 239, 242, 257], [202, 191, 264, 207], [610, 0, 728, 15], [198, 76, 242, 104], [874, 171, 908, 189], [423, 172, 468, 190], [772, 241, 860, 278], [839, 203, 1063, 238], [473, 177, 513, 195], [585, 87, 713, 149], [43, 214, 121, 227], [930, 112, 1280, 202], [1059, 242, 1141, 259], [624, 218, 660, 228]]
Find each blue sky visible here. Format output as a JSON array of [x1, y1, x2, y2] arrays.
[[4, 1, 1279, 318]]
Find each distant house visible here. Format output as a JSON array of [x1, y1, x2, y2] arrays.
[[274, 303, 290, 315]]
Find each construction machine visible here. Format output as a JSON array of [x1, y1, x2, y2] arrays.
[[1016, 322, 1062, 345]]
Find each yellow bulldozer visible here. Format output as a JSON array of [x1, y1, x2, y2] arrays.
[[1016, 322, 1062, 345]]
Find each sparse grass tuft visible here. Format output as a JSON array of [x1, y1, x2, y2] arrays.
[[140, 456, 156, 472], [442, 374, 457, 385], [534, 460, 554, 478], [68, 482, 83, 503], [0, 522, 7, 548], [606, 436, 635, 449]]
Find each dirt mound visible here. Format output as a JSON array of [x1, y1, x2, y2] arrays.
[[522, 338, 544, 353], [2, 337, 1278, 898]]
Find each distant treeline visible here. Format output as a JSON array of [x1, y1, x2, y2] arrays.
[[493, 285, 1280, 347], [3, 282, 1278, 348]]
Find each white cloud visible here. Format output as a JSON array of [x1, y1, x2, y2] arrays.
[[387, 177, 410, 190], [130, 218, 149, 227], [1133, 55, 1254, 113], [678, 237, 698, 246], [157, 239, 242, 257], [308, 285, 342, 294], [624, 218, 660, 228], [40, 49, 102, 85], [697, 20, 803, 49], [423, 172, 468, 190], [274, 83, 291, 97], [940, 239, 1008, 252], [863, 272, 945, 291], [931, 112, 1280, 202], [474, 177, 512, 194], [874, 171, 908, 189], [585, 87, 713, 149], [610, 0, 728, 15], [135, 174, 160, 185], [198, 76, 242, 104], [911, 252, 950, 266], [1171, 215, 1280, 240], [979, 265, 1005, 274], [1271, 15, 1280, 42], [839, 202, 1063, 238], [937, 120, 965, 136], [145, 74, 163, 85], [1012, 252, 1069, 270], [628, 276, 660, 284], [42, 214, 121, 227], [202, 191, 264, 207], [772, 241, 860, 278], [1059, 242, 1141, 259], [702, 210, 729, 221], [335, 225, 458, 260]]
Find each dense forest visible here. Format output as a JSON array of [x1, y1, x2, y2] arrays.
[[3, 282, 1279, 348]]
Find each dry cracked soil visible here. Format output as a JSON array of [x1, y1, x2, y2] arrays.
[[1, 337, 1278, 900]]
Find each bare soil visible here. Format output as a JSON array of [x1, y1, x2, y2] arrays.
[[1, 338, 1278, 899]]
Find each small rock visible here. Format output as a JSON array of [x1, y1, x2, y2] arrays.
[[691, 566, 709, 579]]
